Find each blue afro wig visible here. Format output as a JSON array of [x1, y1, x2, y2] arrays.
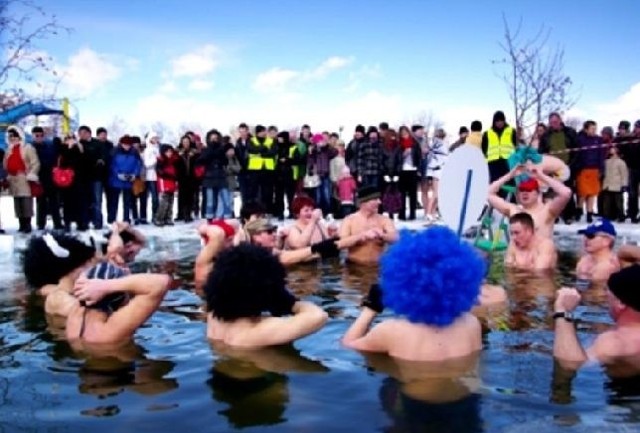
[[380, 226, 486, 327]]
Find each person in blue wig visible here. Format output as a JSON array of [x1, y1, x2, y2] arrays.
[[342, 226, 487, 361]]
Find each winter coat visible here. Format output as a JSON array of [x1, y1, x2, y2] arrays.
[[575, 132, 605, 171], [109, 146, 142, 190], [199, 142, 232, 189], [616, 134, 640, 170], [539, 126, 578, 167], [329, 155, 346, 184], [356, 140, 382, 177], [602, 157, 629, 192], [381, 146, 402, 177], [143, 144, 160, 181], [178, 147, 199, 185], [58, 143, 87, 187], [156, 154, 180, 194], [82, 138, 111, 181], [226, 155, 242, 191], [345, 138, 364, 176], [33, 140, 60, 188], [308, 144, 338, 178], [3, 129, 40, 197]]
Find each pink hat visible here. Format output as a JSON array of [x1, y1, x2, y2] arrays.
[[311, 133, 324, 144]]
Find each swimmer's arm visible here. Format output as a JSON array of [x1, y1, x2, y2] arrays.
[[487, 170, 518, 216], [617, 245, 640, 268], [279, 247, 317, 266], [553, 314, 588, 369], [85, 274, 170, 341], [342, 308, 389, 353], [195, 227, 226, 269], [250, 301, 328, 346], [535, 170, 571, 218], [379, 217, 399, 243]]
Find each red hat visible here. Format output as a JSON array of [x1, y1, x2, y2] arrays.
[[517, 178, 539, 192], [208, 219, 236, 238]]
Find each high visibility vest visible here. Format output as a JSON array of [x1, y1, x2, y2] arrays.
[[247, 137, 275, 171], [288, 145, 300, 180], [486, 126, 515, 162]]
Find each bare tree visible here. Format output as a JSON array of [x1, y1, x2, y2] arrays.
[[494, 14, 577, 129], [406, 110, 441, 139], [105, 116, 131, 141], [0, 0, 71, 106]]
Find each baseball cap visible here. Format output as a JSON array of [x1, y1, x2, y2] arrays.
[[244, 218, 277, 236], [577, 218, 617, 237], [608, 264, 640, 311], [517, 178, 540, 192]]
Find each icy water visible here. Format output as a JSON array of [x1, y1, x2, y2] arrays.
[[1, 226, 640, 433]]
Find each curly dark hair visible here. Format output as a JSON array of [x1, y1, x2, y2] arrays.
[[23, 233, 96, 289], [204, 244, 290, 321]]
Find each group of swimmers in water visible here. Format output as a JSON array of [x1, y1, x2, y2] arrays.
[[21, 158, 640, 387]]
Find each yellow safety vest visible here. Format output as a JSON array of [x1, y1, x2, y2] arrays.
[[247, 137, 275, 171], [486, 126, 515, 162], [288, 145, 300, 180]]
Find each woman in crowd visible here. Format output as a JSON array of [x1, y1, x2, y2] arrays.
[[380, 129, 402, 219], [199, 129, 233, 220], [3, 125, 40, 233], [176, 135, 198, 222], [58, 134, 88, 231], [397, 126, 422, 221]]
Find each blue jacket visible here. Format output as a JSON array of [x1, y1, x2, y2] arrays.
[[109, 146, 142, 189], [576, 132, 605, 171]]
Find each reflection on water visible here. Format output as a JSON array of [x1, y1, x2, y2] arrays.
[[1, 230, 640, 432], [208, 343, 328, 429]]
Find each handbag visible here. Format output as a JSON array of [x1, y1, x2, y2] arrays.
[[303, 172, 320, 189], [132, 177, 146, 196], [194, 165, 206, 179], [382, 184, 402, 214], [29, 181, 44, 198], [52, 157, 74, 188]]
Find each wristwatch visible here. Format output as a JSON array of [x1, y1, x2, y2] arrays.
[[553, 311, 575, 322]]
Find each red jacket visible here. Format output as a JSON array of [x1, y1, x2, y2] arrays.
[[156, 154, 180, 193]]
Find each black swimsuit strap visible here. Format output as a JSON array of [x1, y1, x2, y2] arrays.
[[79, 308, 88, 338]]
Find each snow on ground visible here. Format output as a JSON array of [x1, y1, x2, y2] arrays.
[[1, 194, 639, 284]]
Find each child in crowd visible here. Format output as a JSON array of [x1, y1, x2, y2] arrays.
[[154, 144, 180, 226], [337, 166, 357, 218], [601, 145, 628, 222]]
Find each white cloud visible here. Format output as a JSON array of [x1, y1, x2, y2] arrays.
[[57, 48, 121, 97], [171, 44, 220, 77], [345, 63, 382, 92], [158, 80, 177, 93], [252, 56, 353, 94], [306, 56, 353, 79], [592, 82, 640, 126], [253, 67, 300, 92], [188, 79, 214, 91]]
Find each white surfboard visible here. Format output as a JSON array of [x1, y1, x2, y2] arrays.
[[438, 145, 489, 236]]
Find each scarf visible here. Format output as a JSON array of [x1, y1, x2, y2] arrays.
[[400, 137, 414, 150]]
